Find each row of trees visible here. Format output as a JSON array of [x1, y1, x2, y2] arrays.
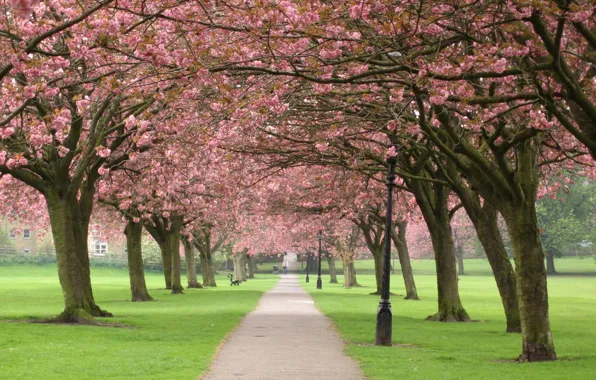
[[1, 0, 595, 363]]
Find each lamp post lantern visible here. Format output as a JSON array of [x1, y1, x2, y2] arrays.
[[375, 146, 397, 346], [317, 230, 323, 289]]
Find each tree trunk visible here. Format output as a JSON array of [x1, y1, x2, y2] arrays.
[[392, 221, 419, 300], [426, 219, 471, 321], [546, 251, 557, 275], [125, 220, 153, 302], [410, 180, 470, 322], [349, 260, 360, 287], [326, 254, 338, 283], [342, 258, 361, 288], [166, 224, 183, 294], [471, 204, 521, 333], [157, 241, 172, 289], [307, 254, 318, 274], [247, 255, 255, 279], [183, 240, 201, 288], [198, 249, 217, 286], [46, 192, 111, 323], [502, 202, 557, 361], [456, 245, 465, 275], [234, 254, 247, 282], [371, 247, 384, 295]]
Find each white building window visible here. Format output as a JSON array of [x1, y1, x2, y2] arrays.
[[9, 229, 15, 239], [23, 229, 31, 240], [93, 241, 108, 256]]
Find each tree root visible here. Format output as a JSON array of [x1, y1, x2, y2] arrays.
[[426, 310, 471, 322]]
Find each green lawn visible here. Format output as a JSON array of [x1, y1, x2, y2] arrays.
[[303, 257, 596, 380], [315, 256, 596, 275], [0, 265, 278, 380]]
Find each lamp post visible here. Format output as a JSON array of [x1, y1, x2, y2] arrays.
[[317, 230, 323, 289], [375, 145, 397, 346], [305, 253, 310, 283]]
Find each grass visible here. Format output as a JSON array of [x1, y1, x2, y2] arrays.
[[315, 255, 596, 275], [303, 257, 596, 380], [0, 265, 278, 380]]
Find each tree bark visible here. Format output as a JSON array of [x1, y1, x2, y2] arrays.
[[307, 254, 318, 274], [153, 239, 172, 289], [125, 220, 153, 302], [357, 219, 385, 295], [392, 221, 419, 300], [183, 239, 201, 288], [426, 219, 471, 322], [409, 180, 470, 322], [326, 254, 338, 283], [455, 245, 465, 275], [342, 258, 361, 288], [247, 255, 255, 279], [546, 251, 557, 275], [165, 223, 183, 294], [234, 253, 247, 282], [471, 203, 521, 333], [46, 191, 111, 323], [502, 202, 557, 361], [371, 247, 384, 295], [198, 248, 217, 286]]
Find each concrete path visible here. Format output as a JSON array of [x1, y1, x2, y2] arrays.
[[202, 274, 365, 380]]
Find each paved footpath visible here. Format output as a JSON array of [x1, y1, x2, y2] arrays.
[[202, 274, 365, 380]]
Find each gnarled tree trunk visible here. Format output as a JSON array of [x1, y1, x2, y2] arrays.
[[455, 245, 465, 275], [233, 253, 247, 282], [471, 203, 521, 333], [199, 249, 217, 287], [371, 247, 384, 295], [46, 191, 111, 323], [125, 220, 153, 302], [168, 217, 184, 294], [392, 221, 419, 300], [183, 239, 201, 288], [546, 251, 557, 275], [409, 179, 470, 322], [326, 254, 338, 283], [502, 201, 556, 361], [342, 258, 361, 288], [357, 219, 385, 295], [247, 255, 255, 279], [158, 240, 172, 289]]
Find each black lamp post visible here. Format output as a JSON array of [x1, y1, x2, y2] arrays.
[[375, 146, 397, 346], [317, 230, 323, 289], [305, 253, 310, 283]]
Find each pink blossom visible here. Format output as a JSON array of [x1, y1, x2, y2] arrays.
[[96, 147, 111, 158], [315, 142, 329, 153], [386, 146, 398, 159], [8, 0, 39, 18], [491, 58, 507, 74], [390, 88, 404, 103], [1, 127, 15, 139], [349, 4, 369, 19], [57, 146, 69, 158], [23, 86, 36, 99], [387, 120, 398, 131], [430, 89, 449, 105], [98, 166, 110, 176]]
